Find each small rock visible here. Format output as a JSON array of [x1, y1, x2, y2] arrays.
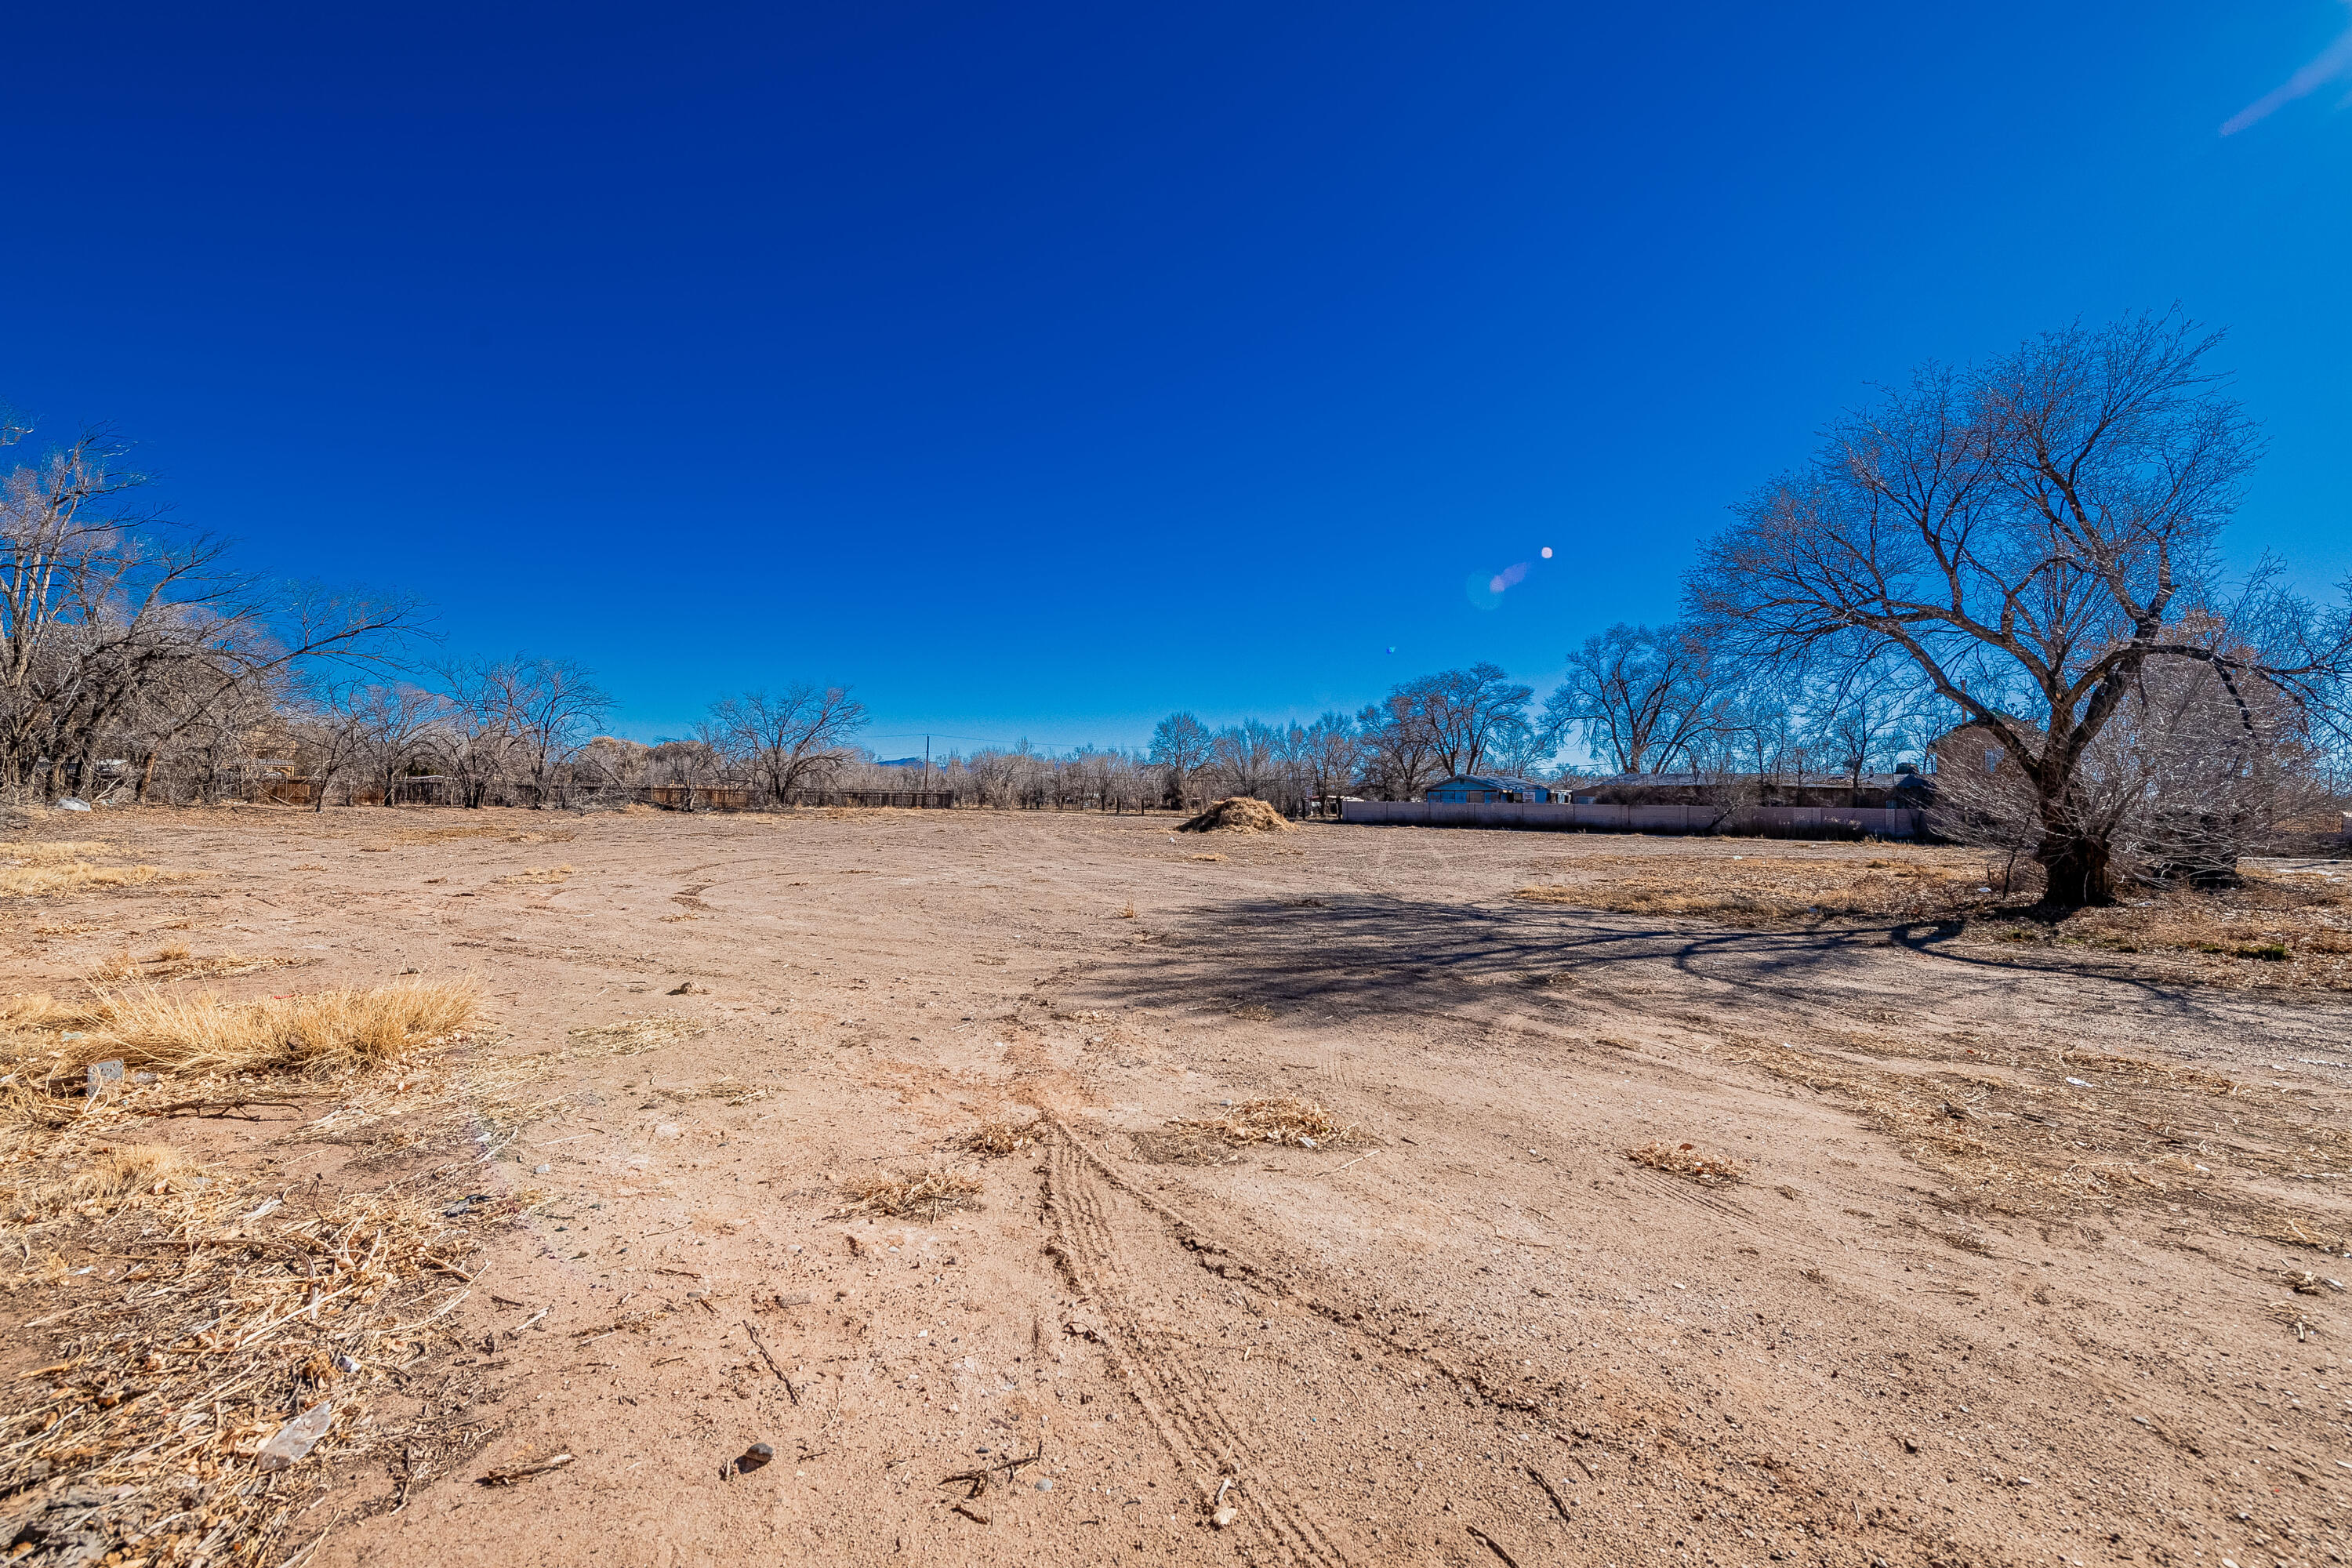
[[657, 1123, 682, 1139], [2065, 1077, 2091, 1087], [397, 967, 421, 975], [132, 1071, 157, 1084], [1034, 1478, 1053, 1491], [736, 1442, 774, 1472], [85, 1059, 125, 1096], [56, 797, 92, 811], [669, 982, 706, 996], [256, 1403, 335, 1472], [534, 1163, 551, 1175], [1212, 1506, 1238, 1528]]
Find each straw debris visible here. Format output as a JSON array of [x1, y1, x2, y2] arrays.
[[0, 1167, 522, 1566], [964, 1117, 1044, 1156], [565, 1015, 707, 1056], [843, 1166, 983, 1219], [1174, 1094, 1356, 1149], [1627, 1140, 1749, 1184]]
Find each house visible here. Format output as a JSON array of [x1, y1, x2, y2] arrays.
[[1425, 775, 1555, 804], [1568, 768, 1934, 810]]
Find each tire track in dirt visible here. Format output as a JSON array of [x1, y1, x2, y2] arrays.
[[1044, 1130, 1351, 1566]]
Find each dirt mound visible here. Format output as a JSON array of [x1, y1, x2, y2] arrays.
[[1177, 797, 1292, 833]]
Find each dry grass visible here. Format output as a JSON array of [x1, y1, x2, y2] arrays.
[[1174, 1094, 1356, 1149], [0, 1142, 194, 1223], [79, 980, 480, 1074], [1626, 1140, 1749, 1184], [0, 861, 200, 898], [89, 944, 314, 984], [564, 1015, 707, 1057], [843, 1166, 983, 1218], [964, 1117, 1044, 1156], [0, 1167, 524, 1565], [493, 864, 574, 885], [1976, 866, 2352, 991], [5, 839, 118, 864], [1178, 797, 1294, 834], [1512, 847, 2352, 992], [1516, 848, 1998, 922], [0, 837, 209, 898]]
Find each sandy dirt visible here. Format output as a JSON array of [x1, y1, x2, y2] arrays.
[[9, 807, 2352, 1568]]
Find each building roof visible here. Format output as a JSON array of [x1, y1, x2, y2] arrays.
[[1430, 775, 1550, 792]]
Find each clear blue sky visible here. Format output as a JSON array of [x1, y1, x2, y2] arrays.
[[8, 2, 2349, 751]]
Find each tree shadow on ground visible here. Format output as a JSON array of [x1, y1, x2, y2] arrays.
[[1091, 892, 2282, 1036]]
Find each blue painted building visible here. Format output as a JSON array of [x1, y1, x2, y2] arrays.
[[1425, 775, 1555, 804]]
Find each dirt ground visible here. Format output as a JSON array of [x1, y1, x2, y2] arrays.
[[9, 808, 2352, 1568]]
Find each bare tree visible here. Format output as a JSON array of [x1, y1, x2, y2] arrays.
[[489, 657, 612, 807], [339, 681, 452, 806], [1688, 311, 2352, 903], [1542, 623, 1726, 774], [1296, 711, 1359, 816], [1417, 664, 1534, 777], [1210, 720, 1281, 800], [1148, 712, 1213, 810], [706, 684, 868, 800], [0, 423, 419, 801], [1354, 687, 1442, 800], [433, 659, 516, 808]]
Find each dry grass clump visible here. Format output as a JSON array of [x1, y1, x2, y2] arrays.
[[64, 1142, 187, 1206], [84, 979, 480, 1074], [844, 1166, 983, 1218], [1178, 797, 1293, 834], [1626, 1140, 1749, 1184], [4, 1142, 192, 1224], [0, 836, 208, 898], [494, 864, 574, 884], [964, 1116, 1044, 1156], [1175, 1094, 1355, 1149]]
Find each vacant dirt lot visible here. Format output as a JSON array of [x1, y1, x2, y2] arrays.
[[7, 808, 2352, 1567]]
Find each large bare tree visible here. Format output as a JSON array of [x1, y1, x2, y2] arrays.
[[1688, 313, 2350, 903], [706, 684, 868, 800], [1541, 623, 1727, 775]]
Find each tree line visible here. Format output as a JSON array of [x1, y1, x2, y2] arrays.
[[9, 310, 2347, 903]]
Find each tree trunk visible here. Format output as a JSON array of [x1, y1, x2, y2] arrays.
[[2036, 835, 2116, 907]]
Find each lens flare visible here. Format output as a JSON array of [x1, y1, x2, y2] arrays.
[[1465, 560, 1531, 611]]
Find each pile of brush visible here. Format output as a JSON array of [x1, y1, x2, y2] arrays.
[[1176, 797, 1293, 833]]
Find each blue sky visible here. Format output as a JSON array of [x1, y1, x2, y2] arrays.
[[7, 2, 2350, 751]]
